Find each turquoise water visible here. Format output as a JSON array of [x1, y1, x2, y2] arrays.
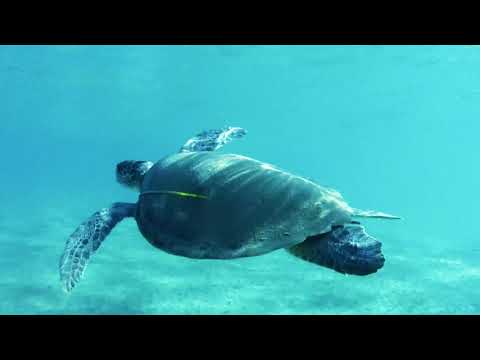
[[1, 45, 479, 314]]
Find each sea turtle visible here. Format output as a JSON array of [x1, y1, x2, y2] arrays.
[[59, 126, 401, 292]]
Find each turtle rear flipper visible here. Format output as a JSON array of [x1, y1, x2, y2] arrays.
[[287, 224, 385, 276], [59, 202, 136, 293]]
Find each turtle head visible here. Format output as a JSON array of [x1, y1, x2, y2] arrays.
[[116, 160, 154, 191]]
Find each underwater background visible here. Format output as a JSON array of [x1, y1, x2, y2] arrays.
[[0, 45, 478, 314]]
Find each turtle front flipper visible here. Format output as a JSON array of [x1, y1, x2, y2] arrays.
[[59, 202, 136, 293], [179, 126, 247, 153], [287, 224, 385, 276]]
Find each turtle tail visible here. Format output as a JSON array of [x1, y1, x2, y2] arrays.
[[351, 208, 402, 220]]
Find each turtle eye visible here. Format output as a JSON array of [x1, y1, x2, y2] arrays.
[[116, 161, 129, 175]]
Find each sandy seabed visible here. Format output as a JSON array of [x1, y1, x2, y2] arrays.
[[1, 204, 478, 315]]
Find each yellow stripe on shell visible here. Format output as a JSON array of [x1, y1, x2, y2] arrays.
[[140, 190, 209, 200]]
